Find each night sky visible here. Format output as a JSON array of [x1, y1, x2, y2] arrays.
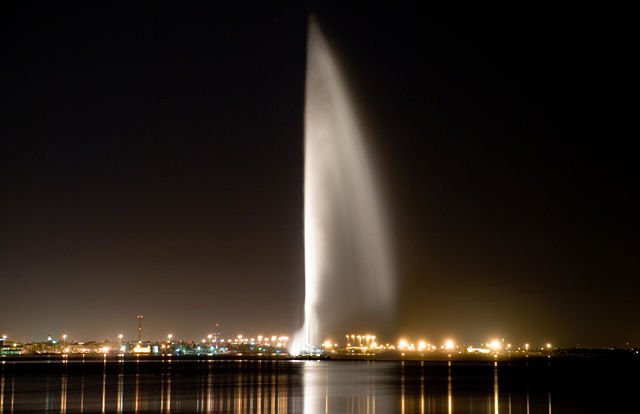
[[2, 2, 637, 347]]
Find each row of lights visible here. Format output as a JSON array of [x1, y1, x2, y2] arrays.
[[321, 336, 554, 354], [2, 333, 553, 353], [47, 333, 287, 344], [482, 340, 553, 351], [397, 339, 457, 351]]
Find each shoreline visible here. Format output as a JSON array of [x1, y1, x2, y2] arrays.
[[1, 349, 637, 364]]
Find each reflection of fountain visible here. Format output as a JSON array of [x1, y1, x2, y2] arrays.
[[293, 18, 394, 354], [302, 361, 389, 414]]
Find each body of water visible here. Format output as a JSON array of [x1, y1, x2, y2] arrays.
[[0, 357, 636, 413]]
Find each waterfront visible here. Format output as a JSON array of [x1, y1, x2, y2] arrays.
[[1, 357, 637, 413]]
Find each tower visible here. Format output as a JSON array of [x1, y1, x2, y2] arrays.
[[137, 314, 143, 343], [215, 322, 221, 348]]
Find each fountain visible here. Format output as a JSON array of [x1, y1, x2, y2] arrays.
[[293, 19, 394, 354]]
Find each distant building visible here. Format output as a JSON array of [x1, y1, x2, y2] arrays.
[[133, 344, 151, 354], [1, 344, 23, 355]]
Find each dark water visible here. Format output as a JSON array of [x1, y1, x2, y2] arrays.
[[0, 357, 637, 413]]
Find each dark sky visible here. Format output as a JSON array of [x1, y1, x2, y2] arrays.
[[2, 2, 637, 347]]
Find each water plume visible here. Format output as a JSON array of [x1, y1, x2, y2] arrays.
[[293, 19, 394, 354]]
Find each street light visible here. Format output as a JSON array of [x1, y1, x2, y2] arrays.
[[168, 334, 173, 343], [208, 334, 213, 343], [62, 334, 67, 346]]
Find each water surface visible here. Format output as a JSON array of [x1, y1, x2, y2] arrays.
[[0, 358, 636, 413]]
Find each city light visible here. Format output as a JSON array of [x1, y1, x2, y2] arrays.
[[468, 346, 491, 354], [0, 327, 571, 358], [133, 344, 150, 354]]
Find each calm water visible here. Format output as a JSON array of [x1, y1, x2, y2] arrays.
[[0, 357, 637, 413]]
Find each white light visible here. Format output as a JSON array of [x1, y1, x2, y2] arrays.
[[293, 20, 394, 355]]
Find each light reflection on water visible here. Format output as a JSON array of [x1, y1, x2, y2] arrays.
[[0, 358, 633, 413]]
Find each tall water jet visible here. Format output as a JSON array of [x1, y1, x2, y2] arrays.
[[293, 19, 394, 353]]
